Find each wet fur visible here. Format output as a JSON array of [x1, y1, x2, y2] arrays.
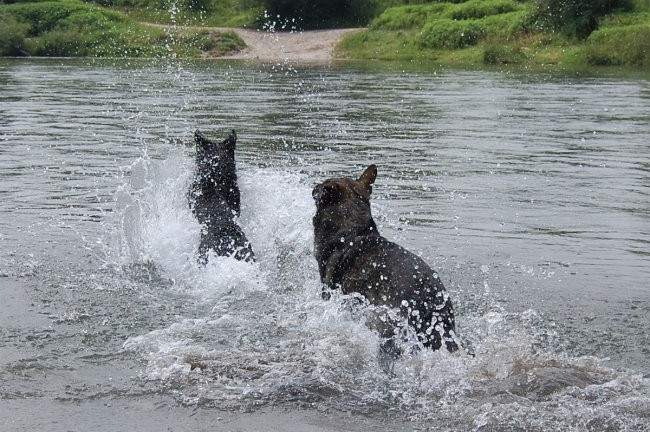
[[312, 165, 457, 352], [188, 129, 254, 263]]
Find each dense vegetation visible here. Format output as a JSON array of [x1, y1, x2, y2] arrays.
[[1, 0, 648, 69], [339, 0, 650, 68], [258, 0, 377, 29], [0, 0, 245, 57], [96, 0, 263, 27]]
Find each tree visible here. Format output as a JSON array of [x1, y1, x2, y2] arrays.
[[260, 0, 376, 30]]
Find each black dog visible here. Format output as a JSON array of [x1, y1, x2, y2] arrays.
[[188, 129, 254, 263], [312, 165, 458, 352]]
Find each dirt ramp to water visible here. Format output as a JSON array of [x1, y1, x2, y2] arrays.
[[224, 28, 359, 62]]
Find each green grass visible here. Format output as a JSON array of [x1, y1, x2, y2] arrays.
[[100, 0, 264, 27], [341, 0, 528, 61], [585, 23, 650, 66], [446, 0, 519, 20], [0, 0, 245, 57], [369, 4, 449, 30], [338, 29, 432, 61], [338, 0, 650, 70], [2, 0, 649, 70]]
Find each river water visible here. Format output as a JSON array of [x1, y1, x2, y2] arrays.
[[1, 58, 648, 431]]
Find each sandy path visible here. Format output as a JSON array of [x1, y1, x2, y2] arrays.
[[144, 23, 359, 62], [223, 28, 360, 62]]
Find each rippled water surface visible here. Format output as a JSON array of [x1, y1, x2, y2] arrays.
[[1, 58, 649, 431]]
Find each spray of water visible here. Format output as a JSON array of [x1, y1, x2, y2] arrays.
[[112, 145, 649, 427], [100, 12, 650, 424]]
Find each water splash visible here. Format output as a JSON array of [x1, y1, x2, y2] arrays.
[[115, 146, 650, 428], [261, 10, 300, 33]]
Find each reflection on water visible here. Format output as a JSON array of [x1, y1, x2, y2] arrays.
[[0, 59, 648, 430]]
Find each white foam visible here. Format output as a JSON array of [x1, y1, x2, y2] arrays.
[[115, 148, 650, 427]]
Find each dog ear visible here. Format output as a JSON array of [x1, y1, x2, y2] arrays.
[[220, 129, 237, 151], [358, 165, 377, 196], [359, 165, 377, 186], [194, 129, 207, 145], [194, 129, 212, 154]]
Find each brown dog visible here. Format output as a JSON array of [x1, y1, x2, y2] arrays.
[[312, 165, 458, 352]]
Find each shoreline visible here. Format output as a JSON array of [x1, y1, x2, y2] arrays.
[[223, 28, 361, 62], [144, 23, 361, 62]]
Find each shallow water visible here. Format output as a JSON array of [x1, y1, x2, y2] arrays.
[[0, 58, 649, 431]]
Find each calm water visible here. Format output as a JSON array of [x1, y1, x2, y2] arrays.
[[1, 58, 649, 431]]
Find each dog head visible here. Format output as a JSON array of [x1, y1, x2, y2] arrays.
[[312, 165, 377, 234], [193, 129, 237, 177], [194, 129, 236, 160]]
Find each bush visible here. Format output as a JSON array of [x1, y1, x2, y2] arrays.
[[27, 28, 87, 56], [1, 0, 245, 57], [259, 0, 377, 29], [2, 1, 87, 36], [446, 0, 518, 21], [182, 29, 245, 55], [585, 24, 650, 65], [371, 4, 449, 30], [419, 18, 484, 49], [0, 13, 30, 55], [61, 7, 126, 30], [418, 8, 527, 50], [531, 0, 634, 39], [3, 0, 143, 55]]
